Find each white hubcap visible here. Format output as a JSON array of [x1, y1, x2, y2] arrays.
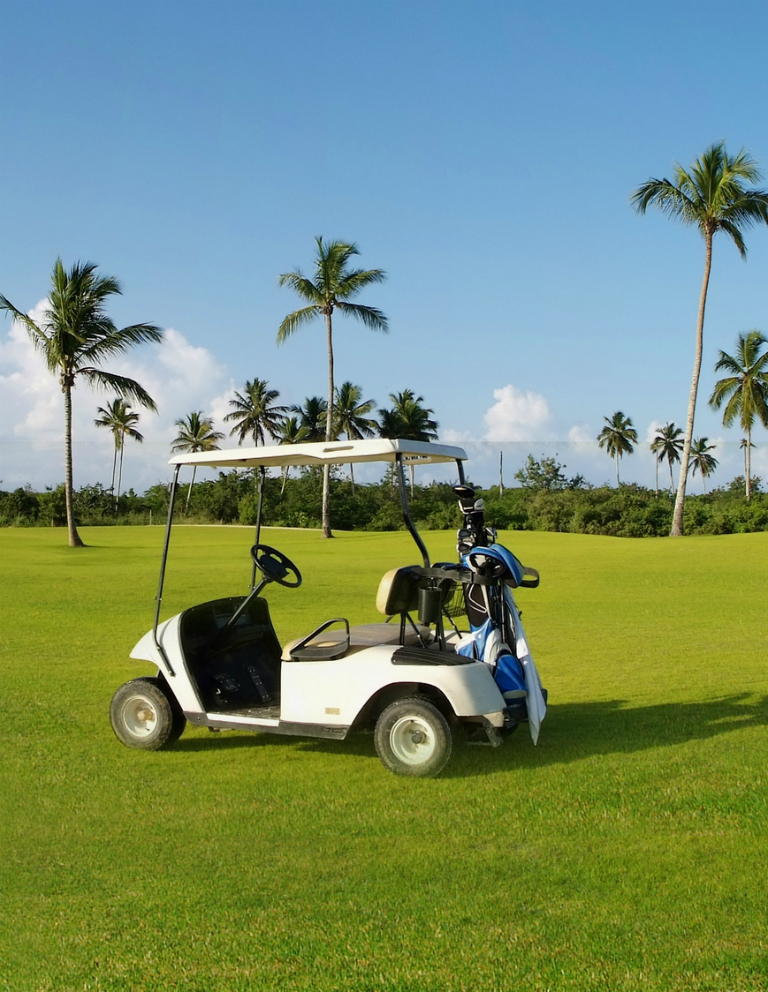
[[390, 715, 437, 765], [122, 694, 158, 738]]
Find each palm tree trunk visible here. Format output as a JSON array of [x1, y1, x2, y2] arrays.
[[281, 465, 289, 496], [672, 230, 712, 536], [116, 439, 124, 511], [321, 311, 334, 538], [110, 443, 117, 497], [654, 458, 659, 495], [349, 462, 355, 495], [615, 455, 620, 487], [63, 383, 84, 548], [669, 460, 674, 491], [746, 425, 752, 500]]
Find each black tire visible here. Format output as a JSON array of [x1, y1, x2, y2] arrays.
[[110, 677, 185, 751], [374, 695, 453, 777]]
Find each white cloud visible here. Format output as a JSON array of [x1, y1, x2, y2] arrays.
[[483, 384, 554, 442], [441, 427, 476, 443], [0, 313, 233, 491], [567, 423, 593, 445], [644, 419, 664, 444]]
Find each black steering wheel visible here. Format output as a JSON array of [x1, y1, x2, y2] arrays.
[[250, 544, 302, 588]]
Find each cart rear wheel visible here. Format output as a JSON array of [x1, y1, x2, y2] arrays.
[[110, 677, 185, 750], [374, 695, 452, 777]]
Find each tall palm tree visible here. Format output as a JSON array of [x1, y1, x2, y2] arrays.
[[278, 238, 387, 537], [708, 330, 768, 500], [740, 438, 756, 486], [597, 411, 638, 486], [290, 396, 328, 443], [0, 259, 161, 546], [378, 389, 439, 494], [649, 422, 684, 492], [171, 411, 224, 513], [274, 415, 310, 494], [334, 381, 377, 491], [224, 378, 287, 446], [688, 437, 718, 494], [632, 142, 768, 534], [94, 398, 144, 507]]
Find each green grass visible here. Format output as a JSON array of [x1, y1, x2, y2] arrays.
[[2, 526, 767, 991]]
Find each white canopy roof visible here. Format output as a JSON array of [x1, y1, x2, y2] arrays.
[[168, 438, 467, 470]]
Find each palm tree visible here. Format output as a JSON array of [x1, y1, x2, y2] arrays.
[[274, 415, 310, 494], [224, 378, 287, 446], [291, 396, 328, 443], [740, 437, 756, 486], [334, 381, 377, 491], [171, 411, 224, 513], [649, 422, 684, 492], [278, 238, 387, 537], [0, 259, 161, 547], [632, 142, 768, 534], [378, 389, 439, 494], [597, 411, 638, 486], [708, 330, 768, 500], [688, 438, 718, 494], [94, 398, 144, 507]]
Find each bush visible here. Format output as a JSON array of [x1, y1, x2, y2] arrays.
[[4, 471, 768, 537]]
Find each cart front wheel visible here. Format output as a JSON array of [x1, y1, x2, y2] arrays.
[[110, 677, 185, 750], [374, 696, 452, 777]]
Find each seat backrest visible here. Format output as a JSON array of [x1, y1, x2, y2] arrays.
[[376, 567, 421, 616]]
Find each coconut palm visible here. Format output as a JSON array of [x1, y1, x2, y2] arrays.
[[632, 143, 768, 534], [0, 259, 161, 546], [649, 422, 684, 492], [740, 438, 756, 485], [708, 330, 768, 499], [597, 411, 638, 486], [378, 390, 439, 494], [94, 398, 144, 507], [171, 411, 224, 513], [688, 438, 718, 494], [334, 381, 377, 491], [274, 416, 310, 493], [224, 378, 287, 446], [290, 396, 328, 443], [278, 238, 387, 537]]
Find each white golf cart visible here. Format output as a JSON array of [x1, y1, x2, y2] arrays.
[[110, 439, 546, 776]]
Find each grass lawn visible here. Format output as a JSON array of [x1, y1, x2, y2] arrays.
[[1, 525, 767, 991]]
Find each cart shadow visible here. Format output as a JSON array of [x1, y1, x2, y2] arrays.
[[443, 692, 768, 779], [171, 693, 768, 778]]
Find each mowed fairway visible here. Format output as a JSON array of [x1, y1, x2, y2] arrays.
[[1, 525, 767, 992]]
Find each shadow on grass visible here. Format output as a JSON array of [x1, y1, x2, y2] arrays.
[[170, 693, 768, 777]]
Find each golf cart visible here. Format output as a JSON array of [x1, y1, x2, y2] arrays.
[[110, 439, 546, 776]]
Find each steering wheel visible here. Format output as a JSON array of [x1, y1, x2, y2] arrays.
[[250, 544, 302, 588]]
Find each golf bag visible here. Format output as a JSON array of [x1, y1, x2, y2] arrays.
[[452, 486, 547, 743]]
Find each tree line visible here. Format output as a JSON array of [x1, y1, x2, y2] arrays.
[[2, 461, 765, 537], [2, 142, 768, 544]]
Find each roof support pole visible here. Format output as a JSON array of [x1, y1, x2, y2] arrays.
[[396, 453, 430, 567], [250, 466, 267, 591], [152, 463, 181, 674]]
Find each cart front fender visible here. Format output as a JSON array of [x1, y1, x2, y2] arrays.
[[129, 615, 204, 717]]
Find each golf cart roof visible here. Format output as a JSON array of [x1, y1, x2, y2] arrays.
[[168, 438, 467, 470]]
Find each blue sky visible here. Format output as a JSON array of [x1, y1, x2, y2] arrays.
[[2, 0, 768, 493]]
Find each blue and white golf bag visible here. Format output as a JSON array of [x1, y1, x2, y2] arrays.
[[452, 488, 547, 743]]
